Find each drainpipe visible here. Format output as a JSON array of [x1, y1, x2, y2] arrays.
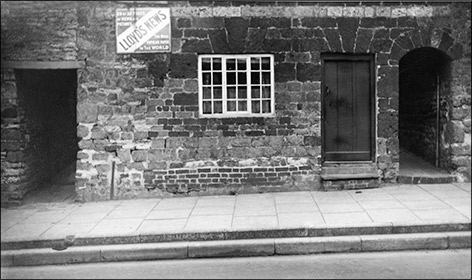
[[110, 161, 115, 200], [436, 75, 440, 168]]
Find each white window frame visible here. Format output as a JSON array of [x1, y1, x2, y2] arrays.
[[198, 54, 275, 118]]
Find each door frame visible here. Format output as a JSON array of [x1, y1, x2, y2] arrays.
[[321, 53, 376, 163]]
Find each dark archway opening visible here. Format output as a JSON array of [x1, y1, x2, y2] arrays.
[[399, 47, 454, 182], [15, 69, 79, 203]]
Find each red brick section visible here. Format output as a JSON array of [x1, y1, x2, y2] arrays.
[[144, 166, 314, 194]]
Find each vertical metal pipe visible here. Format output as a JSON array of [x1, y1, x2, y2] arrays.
[[110, 161, 115, 200], [436, 75, 440, 168]]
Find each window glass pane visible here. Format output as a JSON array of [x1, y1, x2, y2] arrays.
[[202, 58, 211, 70], [238, 72, 247, 84], [251, 72, 260, 84], [227, 59, 236, 70], [238, 87, 247, 99], [261, 57, 271, 70], [237, 59, 246, 70], [262, 72, 270, 84], [213, 58, 221, 70], [203, 101, 212, 114], [252, 101, 260, 113], [262, 100, 271, 113], [251, 86, 260, 98], [238, 101, 247, 111], [227, 101, 236, 111], [203, 73, 211, 85], [262, 86, 271, 98], [227, 87, 236, 99], [203, 87, 211, 99], [214, 87, 222, 99], [214, 101, 222, 113], [251, 57, 260, 70], [227, 72, 236, 85], [213, 72, 222, 85]]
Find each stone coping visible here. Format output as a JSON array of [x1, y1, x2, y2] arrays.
[[170, 5, 451, 18]]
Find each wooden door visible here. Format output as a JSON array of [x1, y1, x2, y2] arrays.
[[322, 54, 375, 162]]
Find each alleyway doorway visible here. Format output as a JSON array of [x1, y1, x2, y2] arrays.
[[398, 47, 454, 183], [15, 69, 78, 204]]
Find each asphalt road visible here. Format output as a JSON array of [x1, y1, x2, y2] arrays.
[[2, 249, 471, 279]]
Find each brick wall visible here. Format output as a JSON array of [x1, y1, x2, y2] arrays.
[[1, 1, 470, 203]]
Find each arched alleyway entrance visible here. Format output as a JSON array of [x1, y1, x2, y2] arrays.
[[398, 47, 455, 183]]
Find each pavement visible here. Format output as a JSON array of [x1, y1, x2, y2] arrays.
[[1, 182, 471, 267]]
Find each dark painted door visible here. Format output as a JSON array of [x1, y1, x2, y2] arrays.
[[322, 54, 374, 162]]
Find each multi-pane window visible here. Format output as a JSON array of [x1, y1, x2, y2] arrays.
[[198, 55, 275, 117]]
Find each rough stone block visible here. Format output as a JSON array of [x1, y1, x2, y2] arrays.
[[77, 125, 90, 138], [446, 121, 465, 143], [1, 251, 14, 267], [1, 129, 21, 140], [96, 163, 110, 174], [324, 29, 343, 52], [245, 28, 267, 52], [174, 93, 197, 106], [92, 152, 109, 161], [78, 139, 93, 149], [337, 18, 359, 53], [361, 233, 448, 251], [148, 149, 174, 161], [182, 39, 212, 53], [275, 236, 361, 255], [131, 150, 147, 162], [447, 232, 471, 249], [275, 63, 296, 82], [297, 63, 320, 82], [12, 247, 101, 266], [188, 239, 274, 258], [327, 6, 342, 17], [117, 149, 131, 162], [77, 102, 98, 123], [169, 54, 197, 79], [100, 242, 188, 262]]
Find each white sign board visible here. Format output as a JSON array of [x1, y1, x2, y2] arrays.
[[116, 8, 171, 54]]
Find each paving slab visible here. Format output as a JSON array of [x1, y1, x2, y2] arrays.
[[234, 205, 277, 216], [354, 199, 405, 210], [317, 202, 365, 213], [88, 218, 143, 236], [323, 212, 373, 225], [365, 208, 421, 223], [39, 223, 96, 239], [136, 219, 187, 233], [232, 216, 278, 229], [195, 197, 236, 207], [275, 203, 319, 213], [278, 212, 325, 227], [184, 215, 233, 231], [191, 206, 235, 216], [145, 209, 193, 220], [412, 209, 470, 222], [400, 199, 451, 210]]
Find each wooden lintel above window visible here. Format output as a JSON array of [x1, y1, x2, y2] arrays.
[[1, 60, 86, 69]]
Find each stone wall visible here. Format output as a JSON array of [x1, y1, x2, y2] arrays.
[[1, 1, 471, 203]]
